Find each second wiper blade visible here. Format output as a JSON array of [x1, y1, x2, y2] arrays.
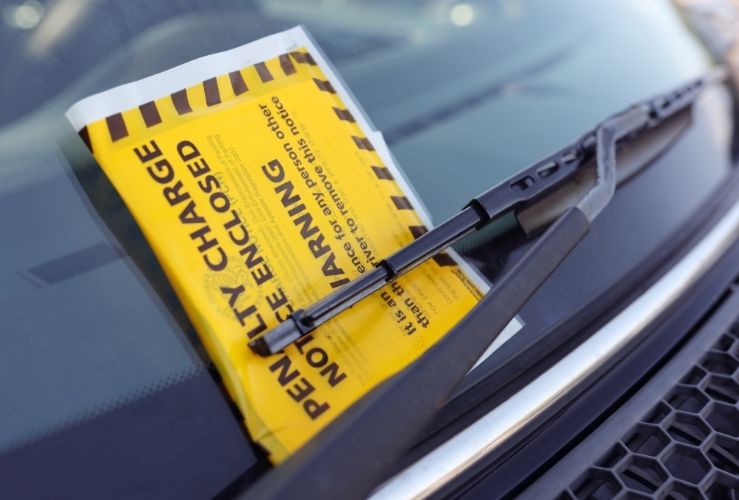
[[250, 66, 727, 356]]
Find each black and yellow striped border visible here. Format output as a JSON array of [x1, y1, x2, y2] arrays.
[[81, 49, 457, 269]]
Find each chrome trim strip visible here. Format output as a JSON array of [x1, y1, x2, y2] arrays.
[[371, 198, 739, 500]]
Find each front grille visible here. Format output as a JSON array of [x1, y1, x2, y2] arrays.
[[563, 321, 739, 499]]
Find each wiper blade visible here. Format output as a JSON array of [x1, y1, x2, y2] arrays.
[[245, 67, 727, 500], [250, 66, 727, 356]]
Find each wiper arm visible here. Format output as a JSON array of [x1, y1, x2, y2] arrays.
[[245, 67, 727, 500], [250, 66, 727, 356]]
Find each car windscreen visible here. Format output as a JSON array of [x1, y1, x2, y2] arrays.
[[0, 0, 715, 474]]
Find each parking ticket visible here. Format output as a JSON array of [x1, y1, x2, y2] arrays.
[[66, 26, 488, 463]]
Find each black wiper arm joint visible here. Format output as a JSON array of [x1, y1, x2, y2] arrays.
[[579, 106, 650, 221]]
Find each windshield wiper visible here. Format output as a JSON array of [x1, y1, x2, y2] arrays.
[[250, 66, 727, 357], [245, 67, 727, 499]]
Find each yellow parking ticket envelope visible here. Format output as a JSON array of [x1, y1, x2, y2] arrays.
[[66, 26, 489, 463]]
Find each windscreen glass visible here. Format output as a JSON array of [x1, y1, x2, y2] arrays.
[[0, 0, 713, 453]]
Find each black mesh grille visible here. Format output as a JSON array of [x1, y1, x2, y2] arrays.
[[563, 322, 739, 499]]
